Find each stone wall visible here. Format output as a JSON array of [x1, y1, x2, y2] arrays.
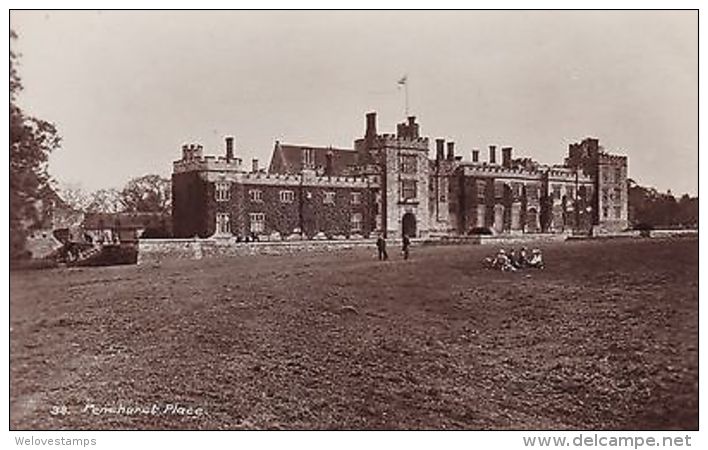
[[475, 233, 568, 246], [649, 229, 698, 238], [137, 238, 378, 264], [138, 232, 578, 264], [579, 229, 698, 239], [420, 233, 566, 246], [26, 229, 63, 259]]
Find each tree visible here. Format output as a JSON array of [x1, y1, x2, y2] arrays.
[[58, 183, 125, 214], [10, 30, 62, 259], [120, 175, 171, 214], [57, 182, 91, 211], [87, 188, 124, 213], [677, 194, 698, 228], [628, 179, 698, 229]]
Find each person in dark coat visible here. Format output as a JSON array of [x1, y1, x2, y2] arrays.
[[508, 248, 519, 268], [518, 246, 529, 268], [402, 234, 411, 260], [376, 234, 388, 261]]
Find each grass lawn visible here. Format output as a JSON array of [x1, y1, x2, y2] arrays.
[[10, 237, 698, 430]]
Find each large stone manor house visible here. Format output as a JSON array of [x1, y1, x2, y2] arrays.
[[171, 112, 628, 239]]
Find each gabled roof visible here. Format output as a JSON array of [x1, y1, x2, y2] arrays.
[[268, 143, 358, 176]]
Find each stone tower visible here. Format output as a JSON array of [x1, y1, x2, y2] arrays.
[[596, 152, 629, 232], [354, 113, 430, 238], [565, 138, 628, 233]]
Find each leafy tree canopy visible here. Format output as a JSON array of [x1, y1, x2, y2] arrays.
[[10, 30, 62, 259]]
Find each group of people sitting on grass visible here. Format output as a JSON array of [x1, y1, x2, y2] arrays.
[[483, 247, 545, 272]]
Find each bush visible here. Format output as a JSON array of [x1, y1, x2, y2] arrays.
[[633, 222, 654, 237], [10, 225, 31, 261], [468, 227, 493, 236], [140, 227, 172, 239], [71, 245, 137, 267]]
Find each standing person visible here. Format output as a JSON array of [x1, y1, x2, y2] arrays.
[[402, 234, 411, 260], [376, 234, 388, 261]]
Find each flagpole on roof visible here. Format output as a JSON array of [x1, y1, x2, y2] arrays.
[[398, 75, 408, 118], [405, 77, 409, 117]]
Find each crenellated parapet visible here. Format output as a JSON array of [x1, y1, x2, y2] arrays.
[[196, 167, 378, 189], [598, 152, 628, 163], [181, 143, 204, 160], [458, 161, 594, 185], [372, 133, 429, 152], [173, 138, 247, 174], [460, 163, 544, 180], [547, 166, 594, 183], [243, 171, 374, 188], [174, 155, 245, 174]]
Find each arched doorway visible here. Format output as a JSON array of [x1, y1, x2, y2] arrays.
[[402, 213, 417, 238], [526, 207, 539, 233], [493, 204, 505, 233], [476, 205, 486, 228]]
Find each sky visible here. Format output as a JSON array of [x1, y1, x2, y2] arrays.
[[10, 10, 698, 195]]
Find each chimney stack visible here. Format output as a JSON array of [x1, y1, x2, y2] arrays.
[[489, 145, 497, 164], [398, 116, 419, 139], [502, 147, 512, 168], [252, 158, 259, 173], [446, 142, 455, 161], [435, 139, 445, 161], [472, 149, 479, 163], [365, 112, 377, 138], [225, 136, 234, 161]]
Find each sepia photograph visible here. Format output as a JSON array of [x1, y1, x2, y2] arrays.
[[8, 7, 698, 443]]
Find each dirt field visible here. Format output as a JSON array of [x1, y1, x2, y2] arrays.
[[10, 237, 698, 430]]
